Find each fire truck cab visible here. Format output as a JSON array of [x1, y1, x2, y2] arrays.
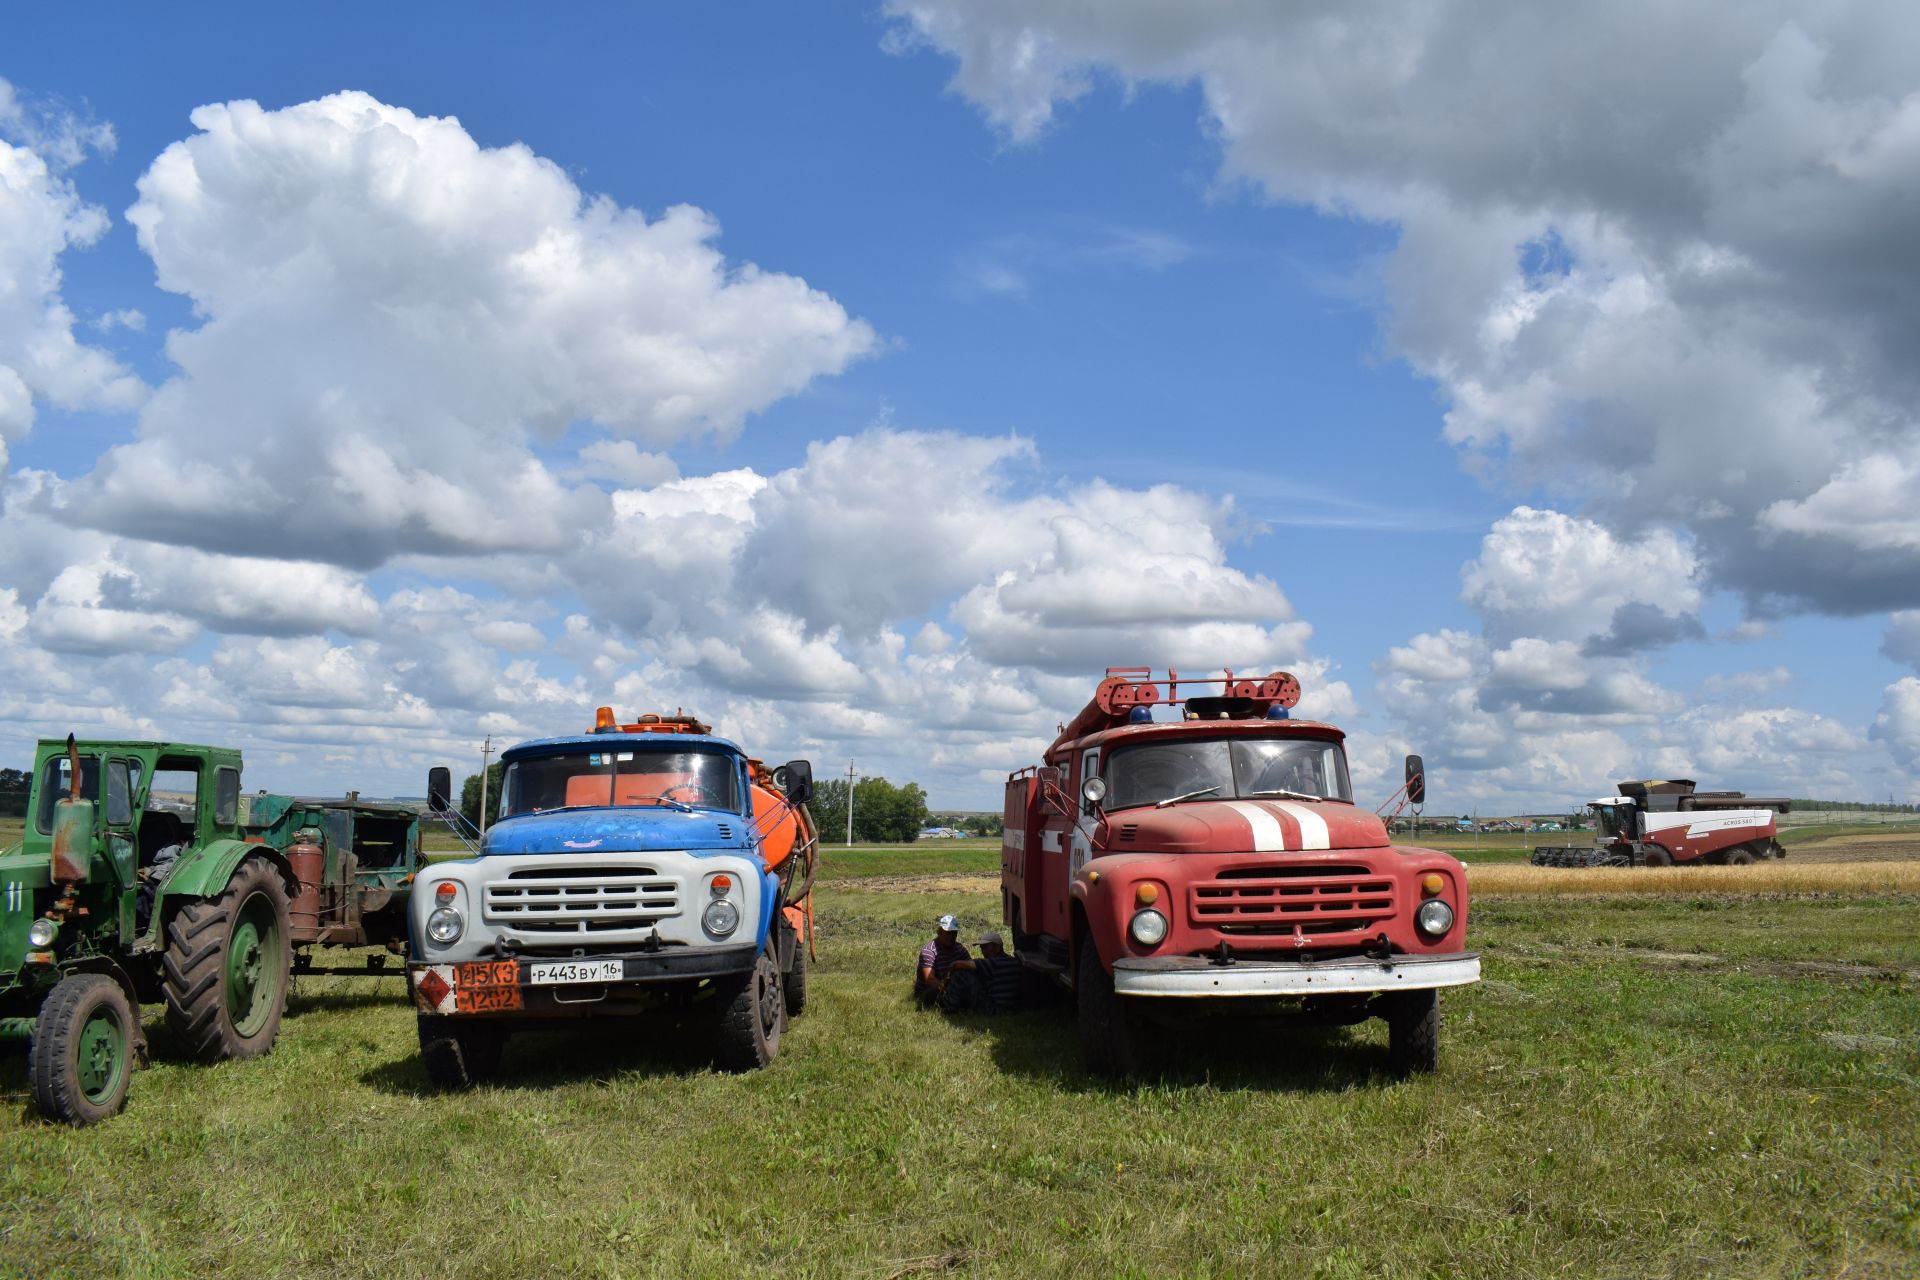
[[1003, 668, 1479, 1078]]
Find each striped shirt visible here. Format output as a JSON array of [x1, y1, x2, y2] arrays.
[[974, 954, 1023, 1013]]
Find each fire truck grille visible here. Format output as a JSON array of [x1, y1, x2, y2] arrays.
[[1189, 866, 1394, 933], [484, 864, 680, 934]]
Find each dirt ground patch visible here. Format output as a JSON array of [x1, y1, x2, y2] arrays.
[[841, 872, 998, 894], [1787, 833, 1920, 863]]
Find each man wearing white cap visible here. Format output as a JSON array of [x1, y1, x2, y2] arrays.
[[913, 913, 970, 1006]]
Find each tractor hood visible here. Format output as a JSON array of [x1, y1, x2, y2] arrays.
[[1105, 798, 1389, 856], [481, 807, 754, 858]]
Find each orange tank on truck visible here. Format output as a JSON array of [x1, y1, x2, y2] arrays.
[[1001, 668, 1479, 1078], [410, 708, 818, 1085]]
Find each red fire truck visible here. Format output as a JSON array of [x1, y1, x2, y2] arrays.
[[1002, 668, 1479, 1078]]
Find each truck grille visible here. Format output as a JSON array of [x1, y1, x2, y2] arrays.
[[483, 863, 681, 935], [1189, 864, 1394, 935]]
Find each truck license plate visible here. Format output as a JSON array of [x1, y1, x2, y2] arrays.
[[528, 960, 623, 985]]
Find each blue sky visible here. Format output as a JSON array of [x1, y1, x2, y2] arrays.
[[3, 3, 1916, 809]]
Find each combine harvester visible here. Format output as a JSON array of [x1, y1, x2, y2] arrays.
[[1531, 779, 1791, 868]]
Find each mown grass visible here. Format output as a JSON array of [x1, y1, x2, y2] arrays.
[[3, 853, 1917, 1279]]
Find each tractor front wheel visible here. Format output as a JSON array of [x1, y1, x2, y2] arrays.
[[29, 974, 136, 1126], [163, 858, 291, 1062], [1725, 846, 1756, 866]]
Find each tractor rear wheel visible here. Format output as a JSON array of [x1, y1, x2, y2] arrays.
[[1726, 846, 1756, 866], [715, 944, 786, 1071], [1385, 988, 1440, 1076], [162, 858, 291, 1062], [29, 974, 135, 1126], [417, 1016, 506, 1088], [1077, 934, 1146, 1079]]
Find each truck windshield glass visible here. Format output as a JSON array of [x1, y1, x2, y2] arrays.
[[500, 748, 740, 817], [1104, 737, 1353, 811], [1592, 803, 1633, 839], [34, 755, 101, 835]]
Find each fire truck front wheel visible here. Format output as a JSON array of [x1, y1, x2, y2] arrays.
[[1077, 934, 1148, 1080], [1384, 988, 1439, 1076]]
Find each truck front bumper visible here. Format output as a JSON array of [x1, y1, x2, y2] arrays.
[[409, 944, 758, 1017], [1112, 952, 1480, 999]]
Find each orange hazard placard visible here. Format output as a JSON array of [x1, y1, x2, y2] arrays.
[[453, 960, 522, 1012]]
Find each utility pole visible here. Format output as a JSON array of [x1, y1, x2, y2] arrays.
[[478, 733, 494, 836], [844, 760, 858, 846]]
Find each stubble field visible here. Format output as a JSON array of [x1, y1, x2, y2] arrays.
[[1, 824, 1917, 1277]]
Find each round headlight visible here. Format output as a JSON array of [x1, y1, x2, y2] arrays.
[[1129, 908, 1168, 947], [703, 900, 740, 937], [1082, 776, 1107, 805], [27, 917, 59, 948], [426, 906, 464, 944], [1416, 899, 1455, 936]]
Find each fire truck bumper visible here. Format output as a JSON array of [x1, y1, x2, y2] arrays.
[[1112, 952, 1480, 999]]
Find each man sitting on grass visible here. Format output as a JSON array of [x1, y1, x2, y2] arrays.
[[946, 930, 1022, 1014], [913, 913, 970, 1007]]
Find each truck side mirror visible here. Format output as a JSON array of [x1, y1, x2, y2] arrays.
[[427, 767, 452, 812], [777, 760, 814, 806], [1405, 755, 1425, 807]]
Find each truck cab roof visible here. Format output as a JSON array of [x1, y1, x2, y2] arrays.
[[500, 732, 747, 760]]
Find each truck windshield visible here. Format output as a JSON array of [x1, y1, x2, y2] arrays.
[[1104, 737, 1353, 811], [499, 748, 740, 817]]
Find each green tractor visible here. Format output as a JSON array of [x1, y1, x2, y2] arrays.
[[0, 737, 422, 1125]]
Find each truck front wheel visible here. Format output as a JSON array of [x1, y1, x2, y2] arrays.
[[417, 1016, 506, 1088], [715, 945, 786, 1071], [162, 857, 291, 1062], [1385, 988, 1440, 1076], [1077, 934, 1146, 1079], [29, 974, 136, 1126], [784, 942, 808, 1019]]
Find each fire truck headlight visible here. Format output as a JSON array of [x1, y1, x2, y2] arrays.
[[1129, 909, 1168, 947], [426, 907, 464, 944], [1416, 900, 1454, 937], [703, 900, 740, 937], [27, 917, 59, 948]]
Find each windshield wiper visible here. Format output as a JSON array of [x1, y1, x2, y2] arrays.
[[1245, 788, 1319, 802], [1156, 785, 1220, 808], [624, 794, 696, 813]]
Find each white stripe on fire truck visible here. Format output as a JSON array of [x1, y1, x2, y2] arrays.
[[1223, 801, 1288, 852], [1271, 801, 1331, 851]]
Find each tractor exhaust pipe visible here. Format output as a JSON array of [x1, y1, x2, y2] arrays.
[[50, 734, 92, 884]]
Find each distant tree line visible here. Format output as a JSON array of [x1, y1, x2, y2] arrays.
[[1788, 799, 1919, 813], [0, 766, 29, 818], [459, 764, 504, 829], [808, 776, 931, 843]]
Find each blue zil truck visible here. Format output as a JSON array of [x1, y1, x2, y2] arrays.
[[409, 708, 818, 1084]]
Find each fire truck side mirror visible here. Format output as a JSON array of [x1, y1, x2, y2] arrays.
[[427, 767, 452, 812], [778, 760, 814, 806], [1404, 755, 1426, 807]]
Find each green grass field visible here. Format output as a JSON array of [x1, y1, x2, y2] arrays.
[[4, 842, 1917, 1279]]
